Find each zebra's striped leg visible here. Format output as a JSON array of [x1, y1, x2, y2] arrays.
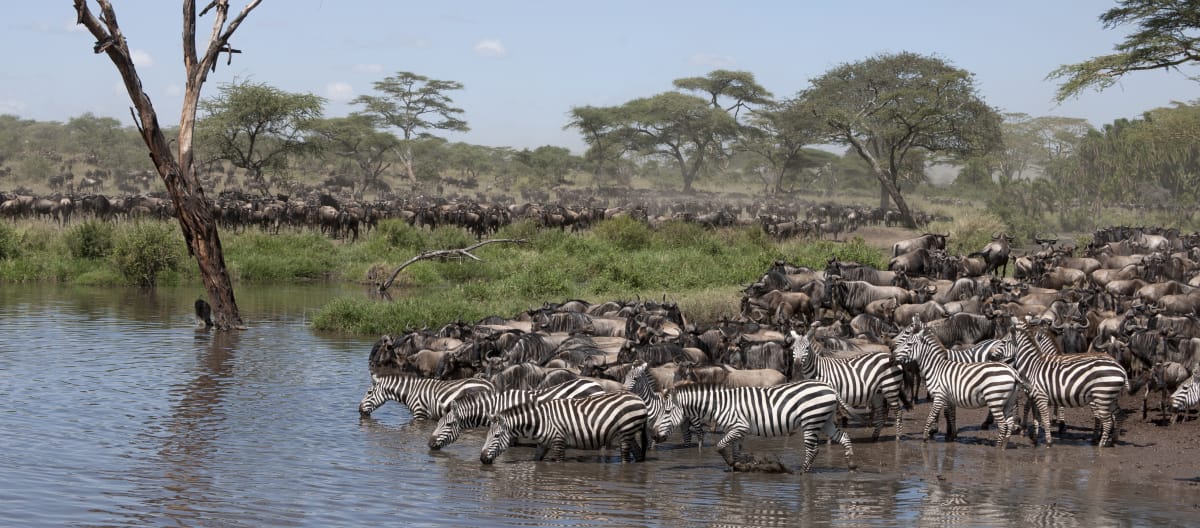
[[799, 431, 821, 473], [890, 393, 904, 441], [716, 424, 749, 466], [1091, 401, 1117, 447], [869, 396, 886, 442], [822, 415, 857, 472], [923, 395, 946, 442], [1030, 392, 1052, 448], [988, 406, 1011, 449]]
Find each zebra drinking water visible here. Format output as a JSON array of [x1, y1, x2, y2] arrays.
[[479, 392, 649, 464], [892, 319, 1026, 449], [789, 329, 906, 441], [428, 378, 604, 449], [658, 381, 856, 473], [358, 373, 494, 420]]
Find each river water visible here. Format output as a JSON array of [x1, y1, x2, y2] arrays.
[[0, 284, 1193, 527]]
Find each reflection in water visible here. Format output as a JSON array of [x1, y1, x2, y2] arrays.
[[148, 329, 240, 525]]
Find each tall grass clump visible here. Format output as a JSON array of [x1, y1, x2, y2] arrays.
[[785, 237, 888, 270], [110, 221, 185, 287], [225, 231, 339, 281], [927, 212, 1009, 256], [65, 220, 115, 259], [0, 222, 19, 260]]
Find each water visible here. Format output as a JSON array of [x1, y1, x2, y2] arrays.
[[0, 284, 1193, 527]]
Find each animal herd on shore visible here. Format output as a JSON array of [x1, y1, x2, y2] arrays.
[[355, 226, 1200, 472]]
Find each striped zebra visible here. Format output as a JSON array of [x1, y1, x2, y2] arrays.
[[622, 362, 671, 444], [789, 330, 905, 441], [658, 381, 856, 473], [892, 319, 1026, 449], [358, 373, 494, 420], [428, 378, 604, 449], [1169, 374, 1200, 418], [995, 323, 1128, 447], [479, 392, 649, 463]]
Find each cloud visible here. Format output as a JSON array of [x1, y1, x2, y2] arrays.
[[474, 39, 507, 58], [352, 63, 384, 74], [326, 81, 354, 101], [131, 49, 154, 67], [689, 53, 735, 68], [166, 84, 182, 97]]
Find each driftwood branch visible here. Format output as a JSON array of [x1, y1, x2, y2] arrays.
[[378, 238, 528, 293]]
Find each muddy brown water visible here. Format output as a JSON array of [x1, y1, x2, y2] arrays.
[[1, 284, 1196, 526]]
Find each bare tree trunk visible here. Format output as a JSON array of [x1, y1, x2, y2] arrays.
[[848, 137, 916, 228], [75, 0, 259, 330]]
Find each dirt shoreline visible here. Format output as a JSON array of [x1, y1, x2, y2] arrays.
[[887, 391, 1200, 485]]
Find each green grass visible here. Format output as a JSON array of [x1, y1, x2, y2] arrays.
[[0, 216, 893, 334]]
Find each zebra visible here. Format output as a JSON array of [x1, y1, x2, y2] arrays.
[[891, 319, 1026, 449], [993, 322, 1128, 447], [428, 378, 604, 449], [358, 373, 494, 420], [789, 330, 905, 441], [479, 392, 649, 464], [658, 381, 856, 473], [1169, 373, 1200, 419], [622, 361, 671, 444]]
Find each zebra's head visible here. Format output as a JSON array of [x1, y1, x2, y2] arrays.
[[656, 392, 684, 442], [480, 415, 515, 464], [1170, 376, 1200, 412], [358, 382, 386, 416], [428, 406, 462, 450], [891, 318, 923, 364], [789, 330, 813, 366]]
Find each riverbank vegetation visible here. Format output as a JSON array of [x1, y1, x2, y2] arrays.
[[0, 216, 889, 334]]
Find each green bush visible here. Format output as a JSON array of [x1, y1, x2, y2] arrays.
[[593, 217, 651, 251], [65, 220, 115, 259], [928, 213, 1009, 256], [110, 222, 184, 287], [0, 223, 18, 260]]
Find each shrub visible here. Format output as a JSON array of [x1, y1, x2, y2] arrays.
[[65, 220, 115, 259], [593, 216, 651, 251], [928, 213, 1009, 256], [0, 223, 18, 260], [110, 222, 184, 287]]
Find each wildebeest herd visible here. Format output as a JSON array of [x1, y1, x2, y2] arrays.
[[2, 186, 943, 243], [356, 226, 1200, 472]]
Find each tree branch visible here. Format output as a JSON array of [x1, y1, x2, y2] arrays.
[[377, 238, 528, 293]]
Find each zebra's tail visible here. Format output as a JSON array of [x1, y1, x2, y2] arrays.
[[834, 393, 870, 425]]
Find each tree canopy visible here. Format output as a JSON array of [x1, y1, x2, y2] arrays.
[[353, 72, 469, 183], [800, 51, 1002, 226], [1050, 0, 1200, 101]]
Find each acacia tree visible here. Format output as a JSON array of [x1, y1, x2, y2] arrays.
[[738, 97, 826, 195], [308, 113, 399, 196], [673, 69, 774, 123], [564, 105, 626, 184], [619, 92, 740, 193], [352, 72, 468, 184], [1050, 0, 1200, 101], [197, 80, 324, 196], [800, 51, 1002, 226], [72, 0, 261, 330]]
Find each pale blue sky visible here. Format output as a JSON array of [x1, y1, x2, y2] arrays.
[[4, 1, 1198, 153]]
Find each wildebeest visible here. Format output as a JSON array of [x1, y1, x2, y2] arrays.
[[968, 233, 1013, 277], [892, 233, 948, 258]]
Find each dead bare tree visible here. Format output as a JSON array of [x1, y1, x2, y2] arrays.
[[378, 239, 528, 293], [73, 0, 262, 330]]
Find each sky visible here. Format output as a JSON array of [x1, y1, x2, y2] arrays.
[[4, 1, 1200, 155]]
